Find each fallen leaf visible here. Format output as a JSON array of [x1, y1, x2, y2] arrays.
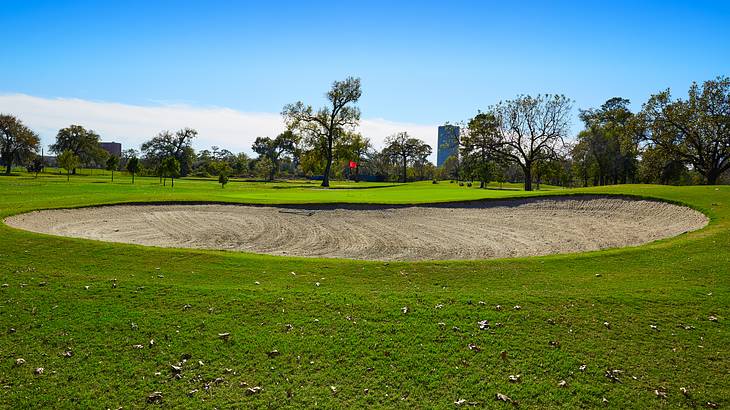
[[454, 399, 467, 406], [680, 387, 689, 396], [605, 369, 622, 383], [15, 358, 25, 366], [218, 332, 231, 341], [706, 402, 719, 408], [435, 304, 444, 309], [170, 364, 182, 374], [650, 324, 658, 331], [467, 343, 481, 352], [187, 389, 198, 397], [558, 380, 568, 388], [654, 389, 667, 399], [330, 386, 338, 395], [267, 350, 281, 358], [495, 305, 502, 311], [513, 305, 521, 310], [478, 320, 490, 330], [401, 306, 409, 314], [34, 367, 44, 375], [603, 321, 611, 329], [579, 364, 587, 372], [500, 351, 508, 361], [708, 315, 718, 322], [62, 350, 73, 358], [132, 344, 144, 349], [508, 374, 521, 383], [147, 392, 163, 403], [495, 393, 512, 403]]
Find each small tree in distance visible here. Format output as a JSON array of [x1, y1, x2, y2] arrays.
[[106, 155, 119, 182], [161, 156, 180, 187], [58, 150, 80, 182], [218, 173, 229, 188], [126, 157, 140, 184]]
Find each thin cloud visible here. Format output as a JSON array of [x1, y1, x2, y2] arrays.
[[0, 93, 438, 161]]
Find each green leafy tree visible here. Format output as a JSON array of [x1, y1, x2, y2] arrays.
[[462, 113, 501, 188], [27, 156, 44, 177], [640, 76, 730, 184], [252, 131, 296, 181], [383, 132, 432, 183], [160, 156, 180, 187], [105, 155, 120, 182], [0, 114, 40, 175], [126, 157, 140, 184], [283, 76, 362, 187], [218, 173, 229, 188], [141, 128, 197, 177], [578, 98, 642, 185], [50, 125, 105, 174], [254, 157, 275, 181], [58, 150, 80, 182]]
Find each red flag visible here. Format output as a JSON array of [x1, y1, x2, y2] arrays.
[[349, 161, 357, 169]]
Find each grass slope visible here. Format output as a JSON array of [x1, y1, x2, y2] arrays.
[[0, 174, 727, 408]]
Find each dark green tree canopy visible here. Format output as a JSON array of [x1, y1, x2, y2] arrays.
[[51, 125, 105, 169], [383, 132, 432, 183], [640, 76, 730, 184], [0, 114, 40, 175], [141, 128, 197, 176]]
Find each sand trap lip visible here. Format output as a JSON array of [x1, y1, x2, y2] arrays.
[[5, 196, 708, 261]]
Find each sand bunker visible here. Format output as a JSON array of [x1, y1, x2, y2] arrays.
[[5, 196, 707, 261]]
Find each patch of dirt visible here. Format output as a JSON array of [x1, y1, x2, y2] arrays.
[[5, 196, 708, 261]]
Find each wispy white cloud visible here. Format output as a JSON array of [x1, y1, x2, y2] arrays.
[[0, 94, 438, 160]]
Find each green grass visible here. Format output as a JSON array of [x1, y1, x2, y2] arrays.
[[0, 173, 727, 408]]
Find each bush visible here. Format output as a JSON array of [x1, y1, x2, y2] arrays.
[[466, 182, 472, 187], [458, 182, 464, 186], [432, 179, 438, 184]]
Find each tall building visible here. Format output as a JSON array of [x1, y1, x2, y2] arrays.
[[100, 142, 122, 157], [436, 125, 460, 167]]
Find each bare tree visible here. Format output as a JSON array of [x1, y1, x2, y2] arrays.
[[488, 94, 572, 191], [282, 77, 362, 187], [640, 76, 730, 185]]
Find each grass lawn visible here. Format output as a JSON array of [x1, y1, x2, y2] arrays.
[[0, 173, 727, 408]]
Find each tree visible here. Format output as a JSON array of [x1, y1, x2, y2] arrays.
[[641, 76, 730, 185], [254, 157, 275, 180], [577, 98, 641, 185], [141, 128, 197, 177], [252, 131, 296, 181], [126, 157, 140, 184], [218, 173, 229, 188], [160, 156, 180, 187], [283, 76, 362, 187], [462, 113, 501, 188], [487, 94, 572, 191], [106, 155, 120, 182], [58, 150, 80, 182], [0, 114, 40, 175], [28, 156, 44, 177], [383, 132, 432, 183], [50, 125, 104, 173], [335, 132, 371, 181]]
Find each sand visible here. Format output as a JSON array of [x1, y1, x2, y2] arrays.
[[4, 196, 708, 261]]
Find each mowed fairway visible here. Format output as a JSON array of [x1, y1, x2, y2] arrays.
[[0, 175, 728, 408]]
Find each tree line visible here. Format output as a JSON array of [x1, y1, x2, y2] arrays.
[[1, 76, 728, 188]]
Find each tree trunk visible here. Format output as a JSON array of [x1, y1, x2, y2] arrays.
[[523, 164, 532, 191], [67, 170, 70, 182], [171, 177, 174, 187], [111, 170, 114, 182], [4, 164, 10, 175], [321, 137, 333, 188], [706, 169, 720, 185], [402, 155, 407, 183], [132, 173, 135, 184]]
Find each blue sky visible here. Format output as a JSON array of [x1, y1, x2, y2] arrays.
[[1, 0, 729, 154]]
